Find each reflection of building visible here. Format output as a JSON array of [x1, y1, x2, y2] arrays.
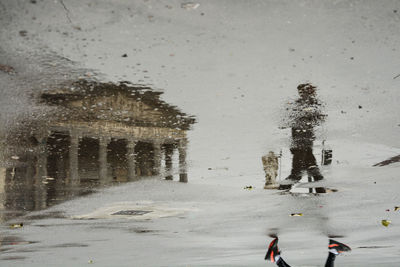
[[0, 80, 195, 220], [39, 80, 195, 184]]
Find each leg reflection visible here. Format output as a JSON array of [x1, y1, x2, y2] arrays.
[[286, 148, 303, 181], [265, 238, 291, 266], [304, 148, 323, 181], [265, 238, 350, 266], [324, 252, 336, 267], [276, 258, 291, 267], [325, 239, 351, 267]]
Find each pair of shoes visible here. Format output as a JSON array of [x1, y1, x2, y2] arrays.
[[264, 238, 351, 262], [264, 237, 280, 262], [329, 239, 351, 254]]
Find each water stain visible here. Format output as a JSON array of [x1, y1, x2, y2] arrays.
[[373, 154, 400, 167], [52, 243, 89, 248], [358, 245, 394, 249], [127, 228, 161, 234], [0, 236, 38, 246], [23, 211, 66, 220], [0, 256, 26, 260]]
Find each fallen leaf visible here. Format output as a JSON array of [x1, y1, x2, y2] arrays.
[[290, 213, 303, 217], [395, 206, 400, 211], [381, 220, 391, 227]]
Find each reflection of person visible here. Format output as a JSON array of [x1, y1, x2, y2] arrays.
[[280, 83, 326, 187], [265, 237, 351, 267]]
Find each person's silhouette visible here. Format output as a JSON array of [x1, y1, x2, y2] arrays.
[[279, 83, 326, 189], [265, 237, 351, 267]]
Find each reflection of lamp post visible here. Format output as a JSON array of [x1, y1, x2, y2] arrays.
[[321, 140, 332, 166], [279, 149, 282, 181]]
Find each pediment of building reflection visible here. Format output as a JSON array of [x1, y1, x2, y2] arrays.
[[40, 80, 195, 130]]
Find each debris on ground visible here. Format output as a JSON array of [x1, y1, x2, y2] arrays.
[[88, 259, 94, 264], [0, 64, 16, 74], [19, 30, 28, 37], [243, 185, 253, 190], [395, 206, 399, 211], [290, 213, 303, 217], [11, 155, 19, 160], [181, 2, 200, 10], [10, 223, 23, 229], [381, 220, 391, 227]]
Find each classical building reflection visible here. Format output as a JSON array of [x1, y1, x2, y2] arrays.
[[0, 80, 195, 221]]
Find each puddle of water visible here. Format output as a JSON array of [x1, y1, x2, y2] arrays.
[[0, 80, 196, 222]]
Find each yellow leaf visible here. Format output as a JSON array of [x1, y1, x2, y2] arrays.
[[290, 213, 303, 217]]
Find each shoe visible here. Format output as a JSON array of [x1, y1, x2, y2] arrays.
[[283, 174, 302, 182], [278, 184, 292, 190], [328, 239, 351, 255], [265, 237, 280, 262]]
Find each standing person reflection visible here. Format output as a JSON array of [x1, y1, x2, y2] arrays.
[[280, 83, 326, 189]]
